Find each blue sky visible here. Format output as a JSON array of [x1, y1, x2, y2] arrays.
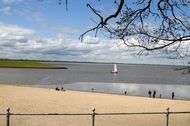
[[0, 0, 189, 65]]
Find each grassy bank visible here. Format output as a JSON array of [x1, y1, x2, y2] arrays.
[[0, 60, 66, 69]]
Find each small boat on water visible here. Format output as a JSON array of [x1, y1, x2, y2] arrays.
[[111, 64, 118, 74]]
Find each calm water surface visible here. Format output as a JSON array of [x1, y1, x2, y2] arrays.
[[0, 62, 190, 100]]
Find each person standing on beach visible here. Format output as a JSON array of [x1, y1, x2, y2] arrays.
[[148, 90, 152, 97], [159, 94, 162, 99], [124, 91, 127, 95], [91, 88, 94, 93], [153, 90, 156, 98], [172, 92, 175, 99]]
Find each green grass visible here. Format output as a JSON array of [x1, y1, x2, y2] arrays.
[[0, 60, 67, 69]]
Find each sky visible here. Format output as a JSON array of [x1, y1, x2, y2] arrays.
[[0, 0, 189, 65]]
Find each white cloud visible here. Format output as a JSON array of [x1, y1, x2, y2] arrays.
[[1, 0, 22, 4], [0, 22, 189, 65], [15, 7, 45, 23], [0, 23, 130, 62], [30, 12, 44, 22], [48, 25, 83, 35], [0, 23, 35, 41], [83, 36, 100, 44], [0, 6, 12, 15]]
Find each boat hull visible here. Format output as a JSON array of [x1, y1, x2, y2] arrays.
[[111, 71, 118, 74]]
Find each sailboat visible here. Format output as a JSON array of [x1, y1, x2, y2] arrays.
[[111, 64, 118, 74]]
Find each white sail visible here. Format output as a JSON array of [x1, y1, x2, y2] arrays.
[[111, 64, 118, 73]]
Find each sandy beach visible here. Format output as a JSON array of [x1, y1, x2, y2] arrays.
[[0, 84, 190, 126]]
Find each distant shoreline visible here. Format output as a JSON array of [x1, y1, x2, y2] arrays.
[[0, 58, 187, 66], [0, 60, 67, 69]]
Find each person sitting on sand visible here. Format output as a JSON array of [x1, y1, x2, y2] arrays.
[[55, 87, 60, 91]]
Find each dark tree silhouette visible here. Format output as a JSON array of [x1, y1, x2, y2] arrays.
[[58, 0, 190, 54], [55, 1, 190, 67], [81, 0, 190, 54]]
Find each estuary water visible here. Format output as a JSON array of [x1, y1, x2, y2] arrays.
[[0, 62, 190, 100]]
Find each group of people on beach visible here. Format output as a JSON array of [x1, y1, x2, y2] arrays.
[[56, 86, 175, 100], [55, 87, 65, 91], [148, 90, 175, 99], [148, 90, 157, 98]]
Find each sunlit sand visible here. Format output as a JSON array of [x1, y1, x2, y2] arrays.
[[0, 84, 190, 126]]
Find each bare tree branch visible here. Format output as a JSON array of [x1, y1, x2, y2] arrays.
[[59, 0, 68, 11], [79, 0, 125, 40], [57, 0, 190, 53]]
